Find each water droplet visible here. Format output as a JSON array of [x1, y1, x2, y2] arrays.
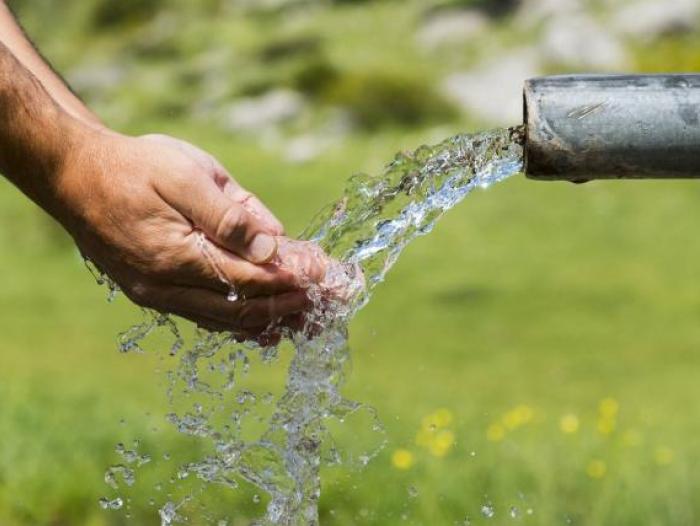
[[510, 506, 520, 519], [99, 497, 124, 510], [253, 494, 261, 504], [481, 503, 495, 519], [408, 485, 419, 498], [104, 126, 524, 526]]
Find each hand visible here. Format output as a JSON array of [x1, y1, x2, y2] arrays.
[[52, 128, 323, 339]]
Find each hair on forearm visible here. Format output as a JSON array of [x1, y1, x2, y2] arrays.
[[2, 0, 85, 100]]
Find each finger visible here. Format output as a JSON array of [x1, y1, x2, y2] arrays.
[[280, 312, 306, 332], [156, 171, 278, 264], [141, 134, 283, 236], [177, 233, 301, 296], [201, 157, 283, 236], [155, 286, 312, 329], [275, 238, 328, 284], [222, 182, 285, 236]]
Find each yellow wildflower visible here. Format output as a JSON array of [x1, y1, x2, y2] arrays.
[[421, 408, 454, 432], [487, 423, 505, 442], [515, 404, 534, 424], [391, 449, 415, 470], [560, 414, 580, 434], [586, 459, 607, 479], [654, 447, 674, 466], [429, 430, 455, 458], [433, 408, 454, 428], [599, 398, 619, 418], [421, 414, 440, 432], [502, 405, 534, 430]]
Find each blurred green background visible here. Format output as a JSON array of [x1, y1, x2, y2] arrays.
[[2, 0, 700, 524]]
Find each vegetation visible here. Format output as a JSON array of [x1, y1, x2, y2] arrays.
[[2, 0, 700, 524]]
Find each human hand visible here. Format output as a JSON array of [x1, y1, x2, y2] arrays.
[[51, 128, 325, 339]]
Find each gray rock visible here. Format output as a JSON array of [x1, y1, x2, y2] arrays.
[[539, 14, 629, 70], [612, 0, 699, 40], [221, 90, 306, 133], [284, 134, 329, 163], [416, 9, 489, 49], [441, 50, 542, 125], [284, 110, 351, 163]]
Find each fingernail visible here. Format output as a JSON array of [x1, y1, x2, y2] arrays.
[[249, 234, 277, 263]]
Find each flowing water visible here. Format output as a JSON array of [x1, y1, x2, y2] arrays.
[[102, 126, 525, 525]]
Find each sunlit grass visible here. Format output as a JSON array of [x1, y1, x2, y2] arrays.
[[2, 0, 700, 524], [3, 119, 700, 524]]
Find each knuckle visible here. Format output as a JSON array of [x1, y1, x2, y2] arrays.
[[171, 160, 204, 188], [235, 190, 254, 205], [216, 206, 249, 245]]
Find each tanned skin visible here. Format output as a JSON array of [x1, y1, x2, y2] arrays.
[[0, 4, 324, 339]]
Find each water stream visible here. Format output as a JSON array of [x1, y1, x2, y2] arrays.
[[102, 126, 525, 525]]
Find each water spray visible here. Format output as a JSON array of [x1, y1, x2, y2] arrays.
[[524, 74, 700, 182]]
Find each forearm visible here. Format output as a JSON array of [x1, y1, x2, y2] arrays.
[[0, 41, 86, 218], [0, 1, 102, 128]]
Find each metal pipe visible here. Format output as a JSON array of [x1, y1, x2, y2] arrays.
[[524, 74, 700, 182]]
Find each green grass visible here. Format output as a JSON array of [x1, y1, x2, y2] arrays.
[[3, 120, 700, 525], [3, 0, 700, 524]]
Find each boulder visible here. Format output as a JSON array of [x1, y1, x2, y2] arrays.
[[441, 50, 541, 125], [221, 89, 306, 133], [416, 9, 489, 50], [539, 14, 629, 70], [612, 0, 699, 40]]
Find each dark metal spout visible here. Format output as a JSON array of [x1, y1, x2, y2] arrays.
[[524, 74, 700, 182]]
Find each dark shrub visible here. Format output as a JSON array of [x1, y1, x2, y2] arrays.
[[292, 57, 340, 96], [259, 36, 321, 63], [322, 71, 456, 130], [427, 0, 521, 18], [92, 0, 163, 29]]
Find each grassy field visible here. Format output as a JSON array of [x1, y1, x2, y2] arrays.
[[4, 120, 700, 525], [3, 1, 700, 524]]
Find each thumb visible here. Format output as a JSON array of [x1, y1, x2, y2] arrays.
[[157, 167, 278, 264], [207, 202, 278, 264]]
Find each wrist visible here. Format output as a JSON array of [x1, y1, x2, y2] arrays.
[[46, 116, 117, 231]]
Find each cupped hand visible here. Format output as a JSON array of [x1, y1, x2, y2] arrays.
[[52, 128, 325, 339]]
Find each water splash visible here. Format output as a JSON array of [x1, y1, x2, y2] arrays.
[[481, 502, 496, 519], [102, 126, 525, 524]]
